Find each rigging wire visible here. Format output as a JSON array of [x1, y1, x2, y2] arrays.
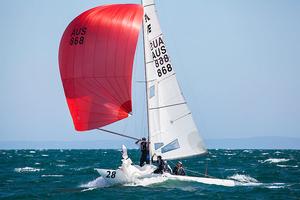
[[166, 160, 217, 179], [97, 128, 140, 141]]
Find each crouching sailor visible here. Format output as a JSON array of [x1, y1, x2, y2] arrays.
[[151, 154, 165, 174]]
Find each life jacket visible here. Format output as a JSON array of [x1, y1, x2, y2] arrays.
[[157, 159, 165, 170], [177, 167, 186, 175], [140, 141, 149, 152]]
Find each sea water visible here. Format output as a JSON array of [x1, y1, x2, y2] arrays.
[[0, 149, 299, 199]]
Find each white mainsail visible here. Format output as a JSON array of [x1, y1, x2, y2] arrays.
[[142, 0, 207, 160]]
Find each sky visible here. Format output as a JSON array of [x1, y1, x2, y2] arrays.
[[1, 0, 300, 148]]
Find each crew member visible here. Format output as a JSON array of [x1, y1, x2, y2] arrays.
[[151, 154, 165, 174], [135, 137, 150, 167], [173, 161, 186, 176]]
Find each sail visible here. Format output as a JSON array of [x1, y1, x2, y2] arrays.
[[59, 4, 143, 131], [142, 0, 207, 160]]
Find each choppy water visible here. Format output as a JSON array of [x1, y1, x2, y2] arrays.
[[1, 149, 299, 199]]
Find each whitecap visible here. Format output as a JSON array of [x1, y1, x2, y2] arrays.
[[265, 183, 285, 189], [41, 175, 64, 177], [225, 168, 237, 171], [73, 167, 90, 171], [81, 187, 97, 192], [263, 158, 289, 164], [80, 177, 109, 188], [56, 164, 68, 167], [228, 174, 259, 183], [277, 164, 298, 168], [277, 164, 287, 168], [14, 167, 43, 173], [243, 150, 252, 153], [35, 162, 40, 165], [266, 185, 285, 189], [224, 153, 236, 156], [262, 153, 269, 155], [124, 176, 168, 187], [29, 151, 36, 154], [41, 154, 49, 157]]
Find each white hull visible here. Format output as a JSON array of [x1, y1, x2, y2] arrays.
[[95, 145, 237, 187], [96, 166, 236, 187]]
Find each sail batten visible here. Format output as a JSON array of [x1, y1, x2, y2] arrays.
[[142, 0, 207, 160]]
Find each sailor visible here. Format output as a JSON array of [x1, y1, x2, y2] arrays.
[[135, 137, 150, 167], [173, 161, 186, 176], [151, 154, 165, 174]]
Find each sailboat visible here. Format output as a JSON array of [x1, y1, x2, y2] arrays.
[[59, 0, 237, 187]]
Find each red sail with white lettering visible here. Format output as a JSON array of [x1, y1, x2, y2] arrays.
[[58, 4, 143, 131]]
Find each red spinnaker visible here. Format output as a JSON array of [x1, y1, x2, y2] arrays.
[[59, 4, 143, 131]]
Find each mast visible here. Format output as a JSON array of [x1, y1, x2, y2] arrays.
[[141, 0, 152, 164]]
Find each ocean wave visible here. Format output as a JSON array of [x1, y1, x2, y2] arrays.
[[14, 167, 43, 173], [56, 164, 68, 167], [224, 153, 236, 156], [41, 175, 64, 177], [277, 164, 298, 168], [73, 167, 91, 171], [265, 183, 285, 189], [228, 174, 259, 184], [225, 168, 237, 171], [125, 176, 168, 187], [266, 185, 285, 189], [263, 158, 290, 164], [80, 177, 109, 188], [81, 187, 97, 192]]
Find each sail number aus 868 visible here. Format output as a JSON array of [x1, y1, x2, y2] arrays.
[[150, 36, 173, 77]]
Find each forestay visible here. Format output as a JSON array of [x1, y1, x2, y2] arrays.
[[142, 0, 207, 160]]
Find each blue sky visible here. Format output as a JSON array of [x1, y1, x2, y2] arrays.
[[1, 0, 299, 147]]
